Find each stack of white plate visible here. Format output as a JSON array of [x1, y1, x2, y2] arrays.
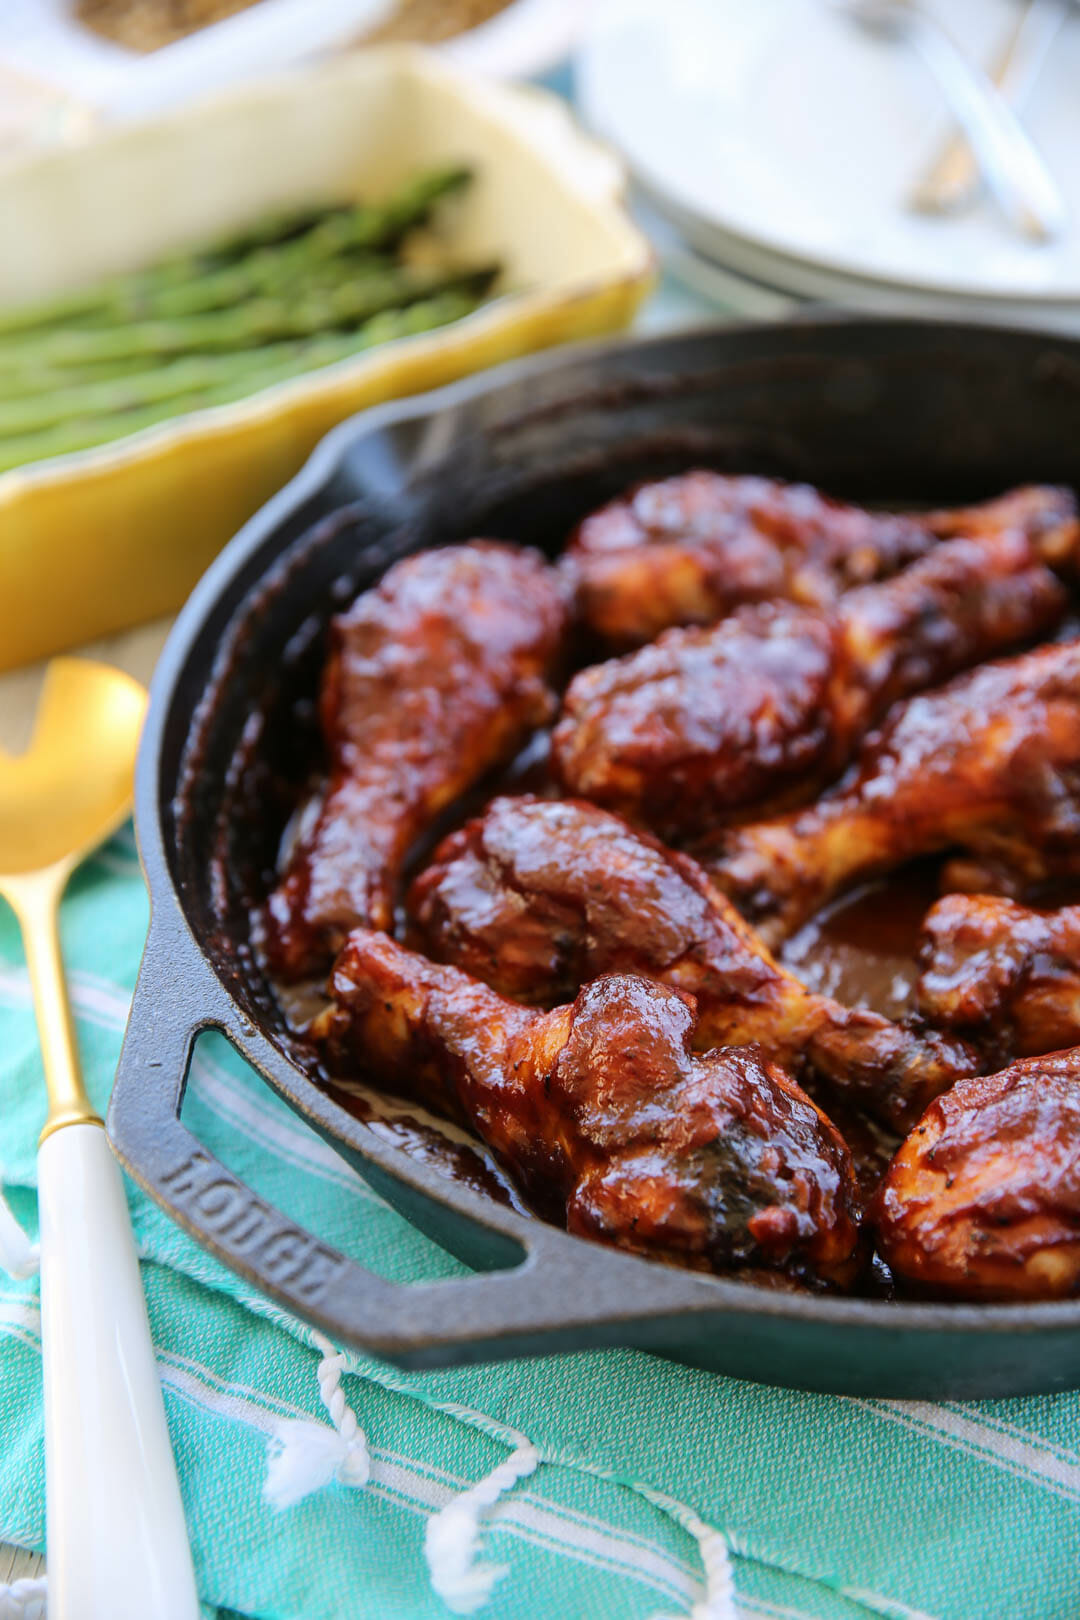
[[578, 0, 1080, 330]]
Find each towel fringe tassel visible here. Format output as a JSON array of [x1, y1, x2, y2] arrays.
[[263, 1329, 370, 1510], [645, 1505, 737, 1620], [691, 1519, 738, 1620], [424, 1439, 540, 1615], [626, 1477, 738, 1620], [0, 1575, 47, 1619], [280, 1331, 738, 1619]]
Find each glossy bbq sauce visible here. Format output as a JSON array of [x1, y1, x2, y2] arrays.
[[267, 724, 944, 1290], [781, 864, 943, 1023]]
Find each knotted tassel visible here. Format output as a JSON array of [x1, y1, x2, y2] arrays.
[[424, 1440, 540, 1614], [264, 1330, 370, 1511], [0, 1575, 47, 1619]]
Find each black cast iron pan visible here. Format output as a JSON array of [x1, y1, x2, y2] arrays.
[[108, 317, 1080, 1399]]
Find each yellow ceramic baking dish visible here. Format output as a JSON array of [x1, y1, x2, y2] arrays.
[[0, 48, 653, 671]]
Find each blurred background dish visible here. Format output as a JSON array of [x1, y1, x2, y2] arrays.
[[0, 0, 391, 125], [578, 0, 1080, 329], [0, 0, 591, 131]]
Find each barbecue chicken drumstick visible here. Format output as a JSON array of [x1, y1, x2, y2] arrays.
[[563, 473, 1077, 649], [409, 795, 977, 1130], [917, 894, 1080, 1059], [875, 1049, 1080, 1300], [709, 639, 1080, 948], [261, 542, 568, 980], [313, 930, 861, 1285], [924, 481, 1080, 567], [553, 530, 1065, 839]]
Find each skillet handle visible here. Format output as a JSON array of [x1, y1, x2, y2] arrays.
[[108, 913, 710, 1366]]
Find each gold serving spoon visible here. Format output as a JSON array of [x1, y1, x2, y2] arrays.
[[0, 658, 197, 1620]]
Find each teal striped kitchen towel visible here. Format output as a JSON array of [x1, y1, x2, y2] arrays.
[[1, 826, 1078, 1620]]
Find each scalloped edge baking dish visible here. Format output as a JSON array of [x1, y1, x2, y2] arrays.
[[0, 47, 653, 671]]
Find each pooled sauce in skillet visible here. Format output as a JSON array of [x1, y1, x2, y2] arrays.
[[780, 876, 938, 1210], [323, 1076, 529, 1213], [781, 866, 943, 1022]]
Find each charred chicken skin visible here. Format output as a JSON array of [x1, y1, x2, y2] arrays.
[[709, 640, 1080, 949], [917, 894, 1080, 1059], [875, 1049, 1080, 1300], [261, 542, 568, 981], [552, 530, 1065, 839], [563, 473, 1078, 649], [313, 930, 861, 1284], [409, 795, 977, 1131]]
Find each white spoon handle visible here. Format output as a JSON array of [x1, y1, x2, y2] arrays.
[[37, 1122, 199, 1620]]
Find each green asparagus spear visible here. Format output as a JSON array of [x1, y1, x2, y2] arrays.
[[0, 305, 455, 432], [0, 352, 168, 402], [0, 237, 273, 338], [199, 165, 470, 263], [0, 166, 473, 338], [141, 167, 472, 319], [129, 247, 393, 320], [0, 342, 318, 435], [0, 254, 388, 397], [0, 289, 483, 473], [0, 263, 496, 370], [195, 201, 356, 262], [0, 164, 494, 475]]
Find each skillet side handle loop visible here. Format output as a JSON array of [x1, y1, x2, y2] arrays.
[[107, 917, 514, 1356], [107, 916, 400, 1334]]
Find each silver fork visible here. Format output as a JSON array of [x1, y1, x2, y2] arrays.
[[837, 0, 1067, 241]]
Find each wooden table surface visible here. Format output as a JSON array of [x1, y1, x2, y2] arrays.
[[3, 1544, 44, 1588]]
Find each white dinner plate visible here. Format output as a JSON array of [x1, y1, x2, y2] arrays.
[[578, 0, 1080, 307]]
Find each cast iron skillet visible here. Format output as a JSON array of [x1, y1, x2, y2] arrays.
[[109, 318, 1080, 1399]]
